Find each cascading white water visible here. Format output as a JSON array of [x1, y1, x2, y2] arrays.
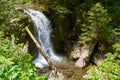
[[24, 9, 62, 68]]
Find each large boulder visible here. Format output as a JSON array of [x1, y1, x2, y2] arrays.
[[70, 43, 91, 68]]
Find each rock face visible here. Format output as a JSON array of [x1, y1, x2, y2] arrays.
[[70, 43, 91, 68]]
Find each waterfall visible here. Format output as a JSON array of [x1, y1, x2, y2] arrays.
[[24, 9, 62, 68]]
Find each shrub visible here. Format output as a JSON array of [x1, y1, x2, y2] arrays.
[[86, 43, 120, 80], [0, 31, 47, 80]]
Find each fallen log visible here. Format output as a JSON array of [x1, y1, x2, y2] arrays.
[[25, 27, 56, 70]]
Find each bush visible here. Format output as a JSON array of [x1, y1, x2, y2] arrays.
[[0, 31, 47, 80], [0, 0, 35, 41], [86, 43, 120, 80]]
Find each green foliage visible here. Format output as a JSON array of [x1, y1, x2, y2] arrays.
[[78, 3, 111, 44], [53, 5, 71, 14], [36, 76, 48, 80], [0, 0, 33, 23], [86, 43, 120, 80], [0, 0, 35, 39], [0, 31, 47, 80]]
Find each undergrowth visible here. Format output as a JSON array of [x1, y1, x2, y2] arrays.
[[86, 43, 120, 80], [0, 31, 47, 80]]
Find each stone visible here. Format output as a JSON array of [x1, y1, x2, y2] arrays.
[[70, 47, 81, 60], [47, 69, 64, 80], [75, 58, 86, 68], [80, 44, 90, 60], [70, 43, 92, 68]]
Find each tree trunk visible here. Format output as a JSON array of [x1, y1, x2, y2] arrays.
[[25, 27, 56, 69]]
